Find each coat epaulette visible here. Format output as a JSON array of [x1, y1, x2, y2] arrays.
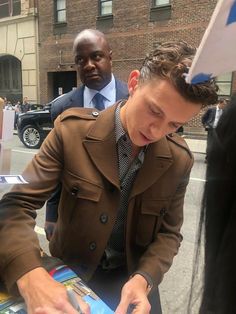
[[167, 133, 193, 158], [59, 107, 100, 122]]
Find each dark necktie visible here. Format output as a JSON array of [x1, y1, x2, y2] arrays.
[[92, 93, 105, 110]]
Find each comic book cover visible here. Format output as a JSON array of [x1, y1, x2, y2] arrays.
[[0, 265, 114, 314]]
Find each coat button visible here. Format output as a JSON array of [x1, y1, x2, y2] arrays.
[[92, 111, 99, 117], [71, 187, 79, 196], [89, 241, 97, 251], [160, 207, 167, 216], [100, 213, 108, 224]]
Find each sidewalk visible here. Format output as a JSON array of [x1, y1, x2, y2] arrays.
[[184, 137, 206, 154], [13, 130, 206, 154]]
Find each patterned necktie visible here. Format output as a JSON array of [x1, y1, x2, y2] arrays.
[[92, 93, 105, 110]]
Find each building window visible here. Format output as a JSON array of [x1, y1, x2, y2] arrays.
[[153, 0, 170, 6], [150, 0, 171, 21], [216, 72, 232, 97], [100, 0, 112, 16], [0, 55, 22, 103], [55, 0, 66, 23], [0, 56, 22, 90], [0, 0, 21, 19]]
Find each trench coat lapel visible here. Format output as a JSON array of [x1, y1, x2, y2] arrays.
[[130, 137, 173, 199], [83, 104, 120, 189], [83, 103, 173, 192]]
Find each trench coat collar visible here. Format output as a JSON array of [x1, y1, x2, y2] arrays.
[[129, 137, 173, 199], [83, 104, 120, 188], [83, 103, 173, 194]]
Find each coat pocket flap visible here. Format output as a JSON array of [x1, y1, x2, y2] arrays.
[[63, 171, 102, 202], [141, 199, 169, 216]]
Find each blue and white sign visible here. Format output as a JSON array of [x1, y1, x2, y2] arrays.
[[186, 0, 236, 84]]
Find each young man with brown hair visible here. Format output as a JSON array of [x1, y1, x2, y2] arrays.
[[0, 41, 218, 314]]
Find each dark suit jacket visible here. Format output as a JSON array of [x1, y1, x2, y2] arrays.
[[51, 78, 129, 122], [201, 107, 217, 129], [0, 104, 193, 293]]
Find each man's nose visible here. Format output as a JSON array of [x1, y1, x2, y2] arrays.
[[150, 123, 167, 140], [84, 59, 95, 70]]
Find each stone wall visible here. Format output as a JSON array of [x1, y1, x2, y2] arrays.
[[0, 0, 39, 103]]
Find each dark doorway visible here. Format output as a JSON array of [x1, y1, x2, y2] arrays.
[[52, 71, 77, 99], [0, 55, 22, 103]]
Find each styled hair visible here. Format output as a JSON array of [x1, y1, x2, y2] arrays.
[[139, 41, 218, 108]]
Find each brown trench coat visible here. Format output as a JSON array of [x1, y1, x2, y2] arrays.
[[0, 103, 193, 294]]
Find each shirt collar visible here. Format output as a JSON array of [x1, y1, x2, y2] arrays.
[[115, 102, 148, 160], [84, 74, 115, 105], [115, 101, 126, 143], [99, 74, 115, 101]]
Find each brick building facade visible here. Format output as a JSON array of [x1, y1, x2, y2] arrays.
[[37, 0, 235, 129], [0, 0, 39, 103]]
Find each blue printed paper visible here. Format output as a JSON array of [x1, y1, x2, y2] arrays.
[[0, 265, 114, 313]]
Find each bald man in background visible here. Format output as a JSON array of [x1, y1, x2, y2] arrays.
[[45, 29, 129, 240]]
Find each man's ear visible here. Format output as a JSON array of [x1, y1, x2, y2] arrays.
[[109, 50, 113, 61], [128, 70, 140, 96]]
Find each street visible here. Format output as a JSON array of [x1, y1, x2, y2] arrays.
[[0, 134, 206, 314]]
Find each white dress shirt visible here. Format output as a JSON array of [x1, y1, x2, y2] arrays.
[[213, 105, 223, 128], [83, 74, 116, 109]]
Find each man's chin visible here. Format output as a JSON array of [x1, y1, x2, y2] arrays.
[[85, 80, 103, 90]]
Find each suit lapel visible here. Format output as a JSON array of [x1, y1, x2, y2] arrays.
[[211, 108, 216, 124], [115, 79, 129, 101], [70, 86, 85, 107], [83, 104, 120, 189]]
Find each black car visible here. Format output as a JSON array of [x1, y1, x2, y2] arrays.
[[17, 103, 53, 149]]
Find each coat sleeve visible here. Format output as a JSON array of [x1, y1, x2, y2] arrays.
[[0, 120, 64, 295], [50, 93, 68, 122]]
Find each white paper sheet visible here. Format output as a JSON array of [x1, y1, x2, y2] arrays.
[[0, 175, 28, 184], [0, 110, 15, 141], [186, 0, 236, 84]]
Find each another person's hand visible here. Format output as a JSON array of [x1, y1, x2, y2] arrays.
[[17, 267, 90, 314], [44, 221, 56, 241], [115, 274, 151, 314]]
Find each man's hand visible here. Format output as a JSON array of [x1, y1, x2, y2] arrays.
[[17, 267, 90, 314], [115, 274, 151, 314], [44, 221, 56, 241]]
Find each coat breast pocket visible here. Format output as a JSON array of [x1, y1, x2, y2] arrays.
[[63, 170, 102, 200], [60, 170, 103, 223], [135, 199, 170, 247]]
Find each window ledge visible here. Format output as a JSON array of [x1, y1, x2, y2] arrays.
[[150, 4, 171, 21], [151, 4, 171, 11], [96, 14, 113, 21], [53, 22, 67, 35], [53, 22, 67, 28]]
